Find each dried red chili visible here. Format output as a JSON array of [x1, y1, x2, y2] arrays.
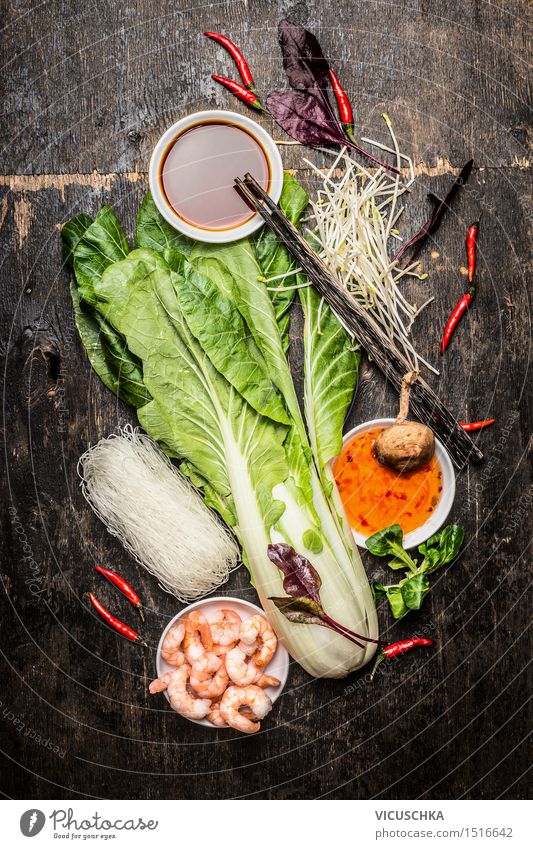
[[95, 566, 144, 621], [88, 593, 146, 644], [328, 69, 356, 142], [205, 32, 255, 90], [466, 220, 479, 283], [459, 419, 495, 432], [211, 74, 264, 110], [371, 637, 433, 679], [394, 159, 474, 265]]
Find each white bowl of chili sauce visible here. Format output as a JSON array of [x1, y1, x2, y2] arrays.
[[149, 110, 283, 243], [333, 418, 456, 550]]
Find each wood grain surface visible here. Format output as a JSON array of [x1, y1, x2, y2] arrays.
[[1, 0, 531, 800]]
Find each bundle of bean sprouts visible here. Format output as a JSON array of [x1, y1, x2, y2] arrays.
[[268, 117, 437, 374], [308, 120, 436, 373], [78, 426, 239, 601]]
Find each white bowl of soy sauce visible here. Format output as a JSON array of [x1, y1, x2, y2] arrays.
[[149, 110, 284, 243]]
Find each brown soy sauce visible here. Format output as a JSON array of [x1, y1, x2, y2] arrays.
[[159, 120, 270, 231]]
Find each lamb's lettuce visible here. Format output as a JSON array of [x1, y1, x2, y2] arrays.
[[368, 523, 465, 618]]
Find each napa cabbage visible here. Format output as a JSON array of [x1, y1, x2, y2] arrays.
[[62, 175, 378, 677]]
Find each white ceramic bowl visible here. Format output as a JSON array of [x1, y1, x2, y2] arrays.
[[337, 418, 456, 550], [149, 110, 283, 244], [155, 596, 289, 729]]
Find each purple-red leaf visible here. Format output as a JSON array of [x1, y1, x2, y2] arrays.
[[268, 545, 378, 649], [266, 89, 345, 147], [269, 596, 326, 626], [278, 19, 330, 96], [266, 90, 401, 175], [267, 542, 322, 603]]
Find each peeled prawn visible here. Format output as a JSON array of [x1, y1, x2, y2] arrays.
[[149, 664, 211, 720], [190, 652, 221, 683], [192, 663, 229, 699], [207, 608, 241, 647], [160, 621, 186, 667], [239, 615, 277, 667], [220, 685, 272, 734], [183, 611, 213, 663], [255, 674, 281, 689], [226, 646, 259, 686], [149, 671, 174, 694], [207, 705, 228, 727]]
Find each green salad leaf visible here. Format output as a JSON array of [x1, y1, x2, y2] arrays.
[[71, 206, 129, 305], [191, 237, 305, 437], [135, 192, 192, 256], [254, 172, 309, 350], [170, 253, 289, 425]]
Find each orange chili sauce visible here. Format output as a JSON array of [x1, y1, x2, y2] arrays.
[[333, 428, 443, 537]]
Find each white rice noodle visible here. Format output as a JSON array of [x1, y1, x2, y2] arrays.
[[78, 426, 239, 601]]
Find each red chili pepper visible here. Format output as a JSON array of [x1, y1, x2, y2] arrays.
[[328, 69, 356, 142], [211, 75, 264, 111], [205, 32, 255, 90], [95, 566, 144, 622], [371, 637, 433, 680], [459, 419, 495, 432], [466, 220, 479, 283], [440, 290, 474, 355], [88, 593, 147, 645]]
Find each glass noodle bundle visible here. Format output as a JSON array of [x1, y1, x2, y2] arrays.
[[78, 426, 239, 601]]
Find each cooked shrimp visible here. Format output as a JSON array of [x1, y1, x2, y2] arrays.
[[149, 670, 174, 694], [255, 674, 281, 689], [150, 664, 211, 720], [237, 636, 258, 656], [212, 643, 233, 657], [160, 621, 186, 667], [183, 611, 213, 662], [207, 702, 228, 727], [190, 652, 221, 683], [191, 663, 229, 699], [240, 615, 277, 667], [219, 685, 272, 734], [226, 646, 259, 686], [207, 609, 241, 646]]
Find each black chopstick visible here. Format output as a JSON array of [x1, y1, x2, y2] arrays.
[[234, 173, 482, 468]]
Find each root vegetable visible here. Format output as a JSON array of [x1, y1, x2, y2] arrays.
[[374, 371, 435, 472]]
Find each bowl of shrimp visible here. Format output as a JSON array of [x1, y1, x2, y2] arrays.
[[150, 597, 289, 734]]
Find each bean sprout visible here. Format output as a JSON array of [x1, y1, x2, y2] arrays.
[[304, 118, 437, 374]]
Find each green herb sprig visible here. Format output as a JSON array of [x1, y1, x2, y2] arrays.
[[367, 524, 465, 618]]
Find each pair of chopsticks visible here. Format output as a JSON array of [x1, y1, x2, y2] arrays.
[[234, 173, 482, 469]]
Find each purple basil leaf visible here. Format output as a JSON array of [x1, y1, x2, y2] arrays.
[[267, 542, 322, 603], [278, 19, 330, 95], [269, 596, 326, 626], [266, 89, 346, 148]]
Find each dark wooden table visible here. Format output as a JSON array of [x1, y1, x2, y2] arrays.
[[1, 0, 531, 800]]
